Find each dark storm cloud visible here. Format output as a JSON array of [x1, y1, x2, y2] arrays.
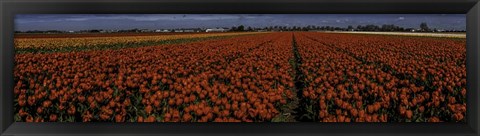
[[14, 14, 466, 31]]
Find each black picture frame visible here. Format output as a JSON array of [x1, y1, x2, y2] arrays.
[[1, 0, 479, 136]]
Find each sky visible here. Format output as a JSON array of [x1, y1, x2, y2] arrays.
[[14, 14, 466, 31]]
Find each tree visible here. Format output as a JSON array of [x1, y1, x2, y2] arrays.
[[363, 25, 380, 31], [89, 29, 101, 33], [307, 25, 313, 30], [324, 26, 330, 31], [292, 26, 297, 31], [347, 25, 354, 30], [356, 25, 363, 31], [302, 27, 308, 31], [231, 26, 237, 31], [381, 24, 396, 31], [247, 26, 253, 31], [420, 22, 430, 32], [237, 25, 245, 31]]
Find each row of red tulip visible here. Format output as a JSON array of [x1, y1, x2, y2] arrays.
[[14, 33, 297, 122], [295, 32, 465, 122]]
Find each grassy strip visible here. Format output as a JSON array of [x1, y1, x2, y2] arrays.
[[15, 34, 255, 54], [288, 33, 316, 122]]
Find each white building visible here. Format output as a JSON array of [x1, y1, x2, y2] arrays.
[[206, 28, 228, 32], [155, 29, 170, 33]]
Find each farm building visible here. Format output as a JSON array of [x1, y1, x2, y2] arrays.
[[155, 29, 171, 32], [173, 29, 202, 32], [206, 28, 228, 32]]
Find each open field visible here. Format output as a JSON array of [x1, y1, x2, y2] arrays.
[[14, 32, 466, 122], [325, 31, 466, 38]]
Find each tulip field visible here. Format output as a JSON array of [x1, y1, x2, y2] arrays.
[[14, 32, 466, 122], [14, 32, 259, 54]]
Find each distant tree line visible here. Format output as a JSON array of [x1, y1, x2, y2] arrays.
[[15, 22, 465, 33], [233, 23, 463, 32], [17, 30, 68, 33]]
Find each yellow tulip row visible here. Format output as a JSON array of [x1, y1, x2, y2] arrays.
[[15, 32, 263, 50]]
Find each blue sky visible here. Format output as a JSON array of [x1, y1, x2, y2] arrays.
[[14, 14, 466, 31]]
